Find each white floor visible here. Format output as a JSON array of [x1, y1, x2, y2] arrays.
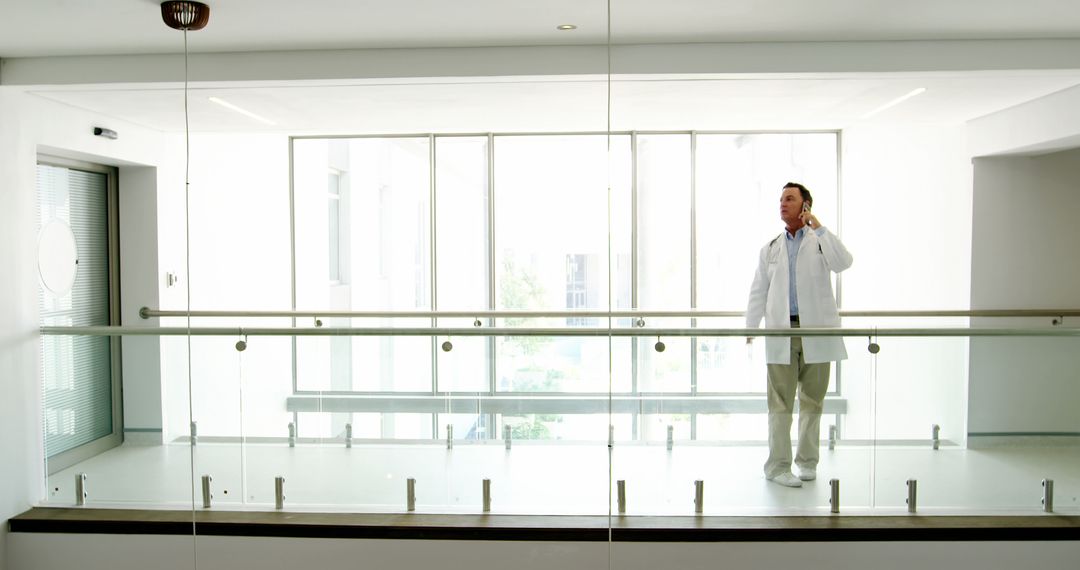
[[44, 441, 1080, 516]]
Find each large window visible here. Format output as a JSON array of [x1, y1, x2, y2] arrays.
[[291, 132, 839, 440], [494, 135, 632, 394], [435, 136, 490, 393], [695, 133, 839, 394]]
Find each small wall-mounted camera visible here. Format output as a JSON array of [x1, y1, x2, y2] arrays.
[[93, 127, 118, 140]]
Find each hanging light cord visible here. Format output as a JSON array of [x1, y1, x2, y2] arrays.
[[184, 28, 192, 337], [181, 27, 200, 569]]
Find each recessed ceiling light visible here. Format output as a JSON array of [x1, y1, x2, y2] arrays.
[[208, 96, 277, 126], [556, 24, 577, 31], [860, 88, 927, 120]]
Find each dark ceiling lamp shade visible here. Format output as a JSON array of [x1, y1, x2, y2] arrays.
[[161, 1, 211, 31]]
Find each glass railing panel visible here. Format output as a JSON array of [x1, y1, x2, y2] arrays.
[[223, 331, 296, 508], [294, 409, 434, 511], [873, 328, 1080, 513], [185, 333, 246, 510], [829, 329, 877, 512], [859, 318, 967, 512], [483, 330, 628, 515], [43, 333, 196, 508], [608, 316, 688, 516], [694, 330, 873, 513], [437, 321, 497, 512], [276, 324, 439, 510], [222, 330, 624, 514], [434, 314, 489, 513], [696, 317, 767, 394], [612, 412, 695, 516], [436, 410, 491, 513], [604, 326, 873, 516], [969, 330, 1080, 514], [40, 320, 1080, 521], [506, 411, 625, 515]]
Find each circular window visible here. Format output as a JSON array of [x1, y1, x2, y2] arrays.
[[37, 219, 79, 296]]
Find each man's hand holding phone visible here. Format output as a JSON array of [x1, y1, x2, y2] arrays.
[[800, 202, 820, 230]]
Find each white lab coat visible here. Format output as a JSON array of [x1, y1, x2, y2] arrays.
[[745, 226, 853, 365]]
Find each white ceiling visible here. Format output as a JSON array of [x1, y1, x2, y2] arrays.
[[31, 73, 1080, 134], [8, 1, 1080, 135], [2, 0, 1080, 58]]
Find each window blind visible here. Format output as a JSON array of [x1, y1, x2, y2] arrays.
[[37, 164, 113, 459]]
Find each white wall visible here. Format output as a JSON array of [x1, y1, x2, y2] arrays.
[[968, 84, 1080, 157], [838, 123, 972, 443], [968, 148, 1080, 436], [0, 89, 42, 570], [160, 134, 294, 441], [0, 88, 180, 570], [8, 534, 1080, 570], [118, 166, 163, 443]]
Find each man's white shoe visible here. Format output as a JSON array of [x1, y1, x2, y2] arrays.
[[798, 468, 817, 481], [767, 472, 803, 487]]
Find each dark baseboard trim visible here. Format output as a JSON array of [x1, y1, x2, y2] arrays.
[[9, 508, 1080, 542], [969, 432, 1080, 437]]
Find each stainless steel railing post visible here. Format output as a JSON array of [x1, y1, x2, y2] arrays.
[[274, 476, 285, 510], [75, 473, 87, 506], [1042, 478, 1054, 513]]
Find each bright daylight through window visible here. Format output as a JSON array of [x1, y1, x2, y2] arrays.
[[290, 132, 838, 443]]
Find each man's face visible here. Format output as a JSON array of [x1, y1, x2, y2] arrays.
[[779, 186, 805, 225]]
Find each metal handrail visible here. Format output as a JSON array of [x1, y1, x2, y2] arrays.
[[138, 307, 1080, 320], [40, 325, 1080, 338]]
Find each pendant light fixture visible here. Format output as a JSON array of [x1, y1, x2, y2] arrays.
[[161, 1, 211, 31]]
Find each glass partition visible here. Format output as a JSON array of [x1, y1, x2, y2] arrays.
[[873, 330, 1078, 513], [28, 10, 1080, 567], [42, 333, 194, 508], [19, 7, 1080, 570], [37, 119, 1080, 520], [859, 318, 968, 512], [39, 325, 1080, 517], [42, 146, 1080, 519]]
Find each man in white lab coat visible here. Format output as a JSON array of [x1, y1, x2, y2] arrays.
[[746, 182, 853, 488]]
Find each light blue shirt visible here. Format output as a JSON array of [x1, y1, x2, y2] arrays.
[[784, 226, 825, 316]]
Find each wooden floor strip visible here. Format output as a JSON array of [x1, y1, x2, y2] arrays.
[[10, 508, 1080, 542]]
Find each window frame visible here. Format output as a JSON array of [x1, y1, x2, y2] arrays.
[[37, 154, 123, 474], [287, 131, 843, 442]]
